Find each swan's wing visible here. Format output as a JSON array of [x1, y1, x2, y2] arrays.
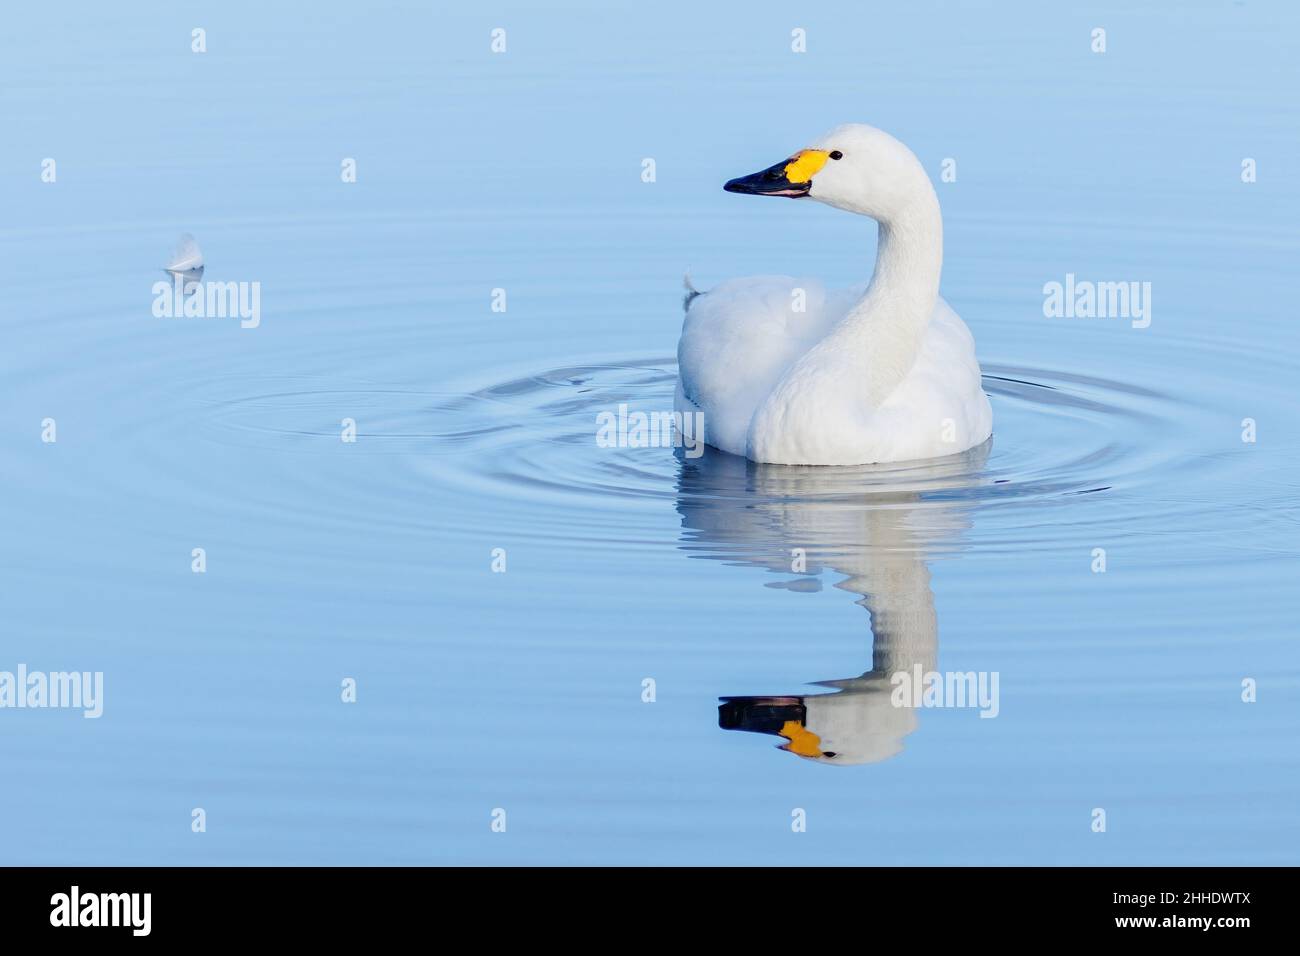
[[746, 295, 992, 464], [166, 233, 203, 272], [676, 276, 857, 456], [861, 297, 993, 460]]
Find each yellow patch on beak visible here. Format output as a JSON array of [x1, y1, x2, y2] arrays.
[[779, 720, 824, 757], [783, 149, 830, 184]]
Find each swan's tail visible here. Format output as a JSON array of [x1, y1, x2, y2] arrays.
[[682, 271, 703, 313]]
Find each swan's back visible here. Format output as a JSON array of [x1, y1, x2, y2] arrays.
[[676, 276, 864, 457]]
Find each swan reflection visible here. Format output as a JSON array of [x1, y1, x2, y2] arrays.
[[675, 442, 990, 765]]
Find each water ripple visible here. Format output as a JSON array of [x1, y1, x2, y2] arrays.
[[193, 355, 1259, 553]]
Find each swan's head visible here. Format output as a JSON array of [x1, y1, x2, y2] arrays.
[[719, 688, 916, 767], [723, 123, 932, 220]]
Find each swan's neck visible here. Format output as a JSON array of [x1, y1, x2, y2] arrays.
[[834, 189, 943, 405], [839, 507, 939, 677]]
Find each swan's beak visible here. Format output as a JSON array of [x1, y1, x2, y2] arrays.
[[719, 696, 836, 759], [724, 149, 828, 198]]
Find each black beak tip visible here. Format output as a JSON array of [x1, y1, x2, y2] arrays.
[[722, 165, 807, 198], [718, 696, 806, 732]]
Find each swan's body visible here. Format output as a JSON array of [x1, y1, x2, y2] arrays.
[[677, 278, 986, 464], [676, 125, 991, 466]]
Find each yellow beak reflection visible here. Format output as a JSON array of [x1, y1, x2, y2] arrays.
[[778, 720, 824, 758]]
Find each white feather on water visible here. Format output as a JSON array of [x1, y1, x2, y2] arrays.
[[165, 233, 204, 282]]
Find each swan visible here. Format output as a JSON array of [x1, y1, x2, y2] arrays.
[[675, 124, 992, 465]]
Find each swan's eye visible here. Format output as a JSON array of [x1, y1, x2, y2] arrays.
[[829, 150, 843, 160]]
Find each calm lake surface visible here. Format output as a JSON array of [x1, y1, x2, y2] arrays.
[[2, 1, 1298, 864]]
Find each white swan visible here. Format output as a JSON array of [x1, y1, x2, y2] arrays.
[[675, 124, 992, 465]]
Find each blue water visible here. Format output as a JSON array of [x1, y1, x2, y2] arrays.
[[2, 1, 1298, 864]]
